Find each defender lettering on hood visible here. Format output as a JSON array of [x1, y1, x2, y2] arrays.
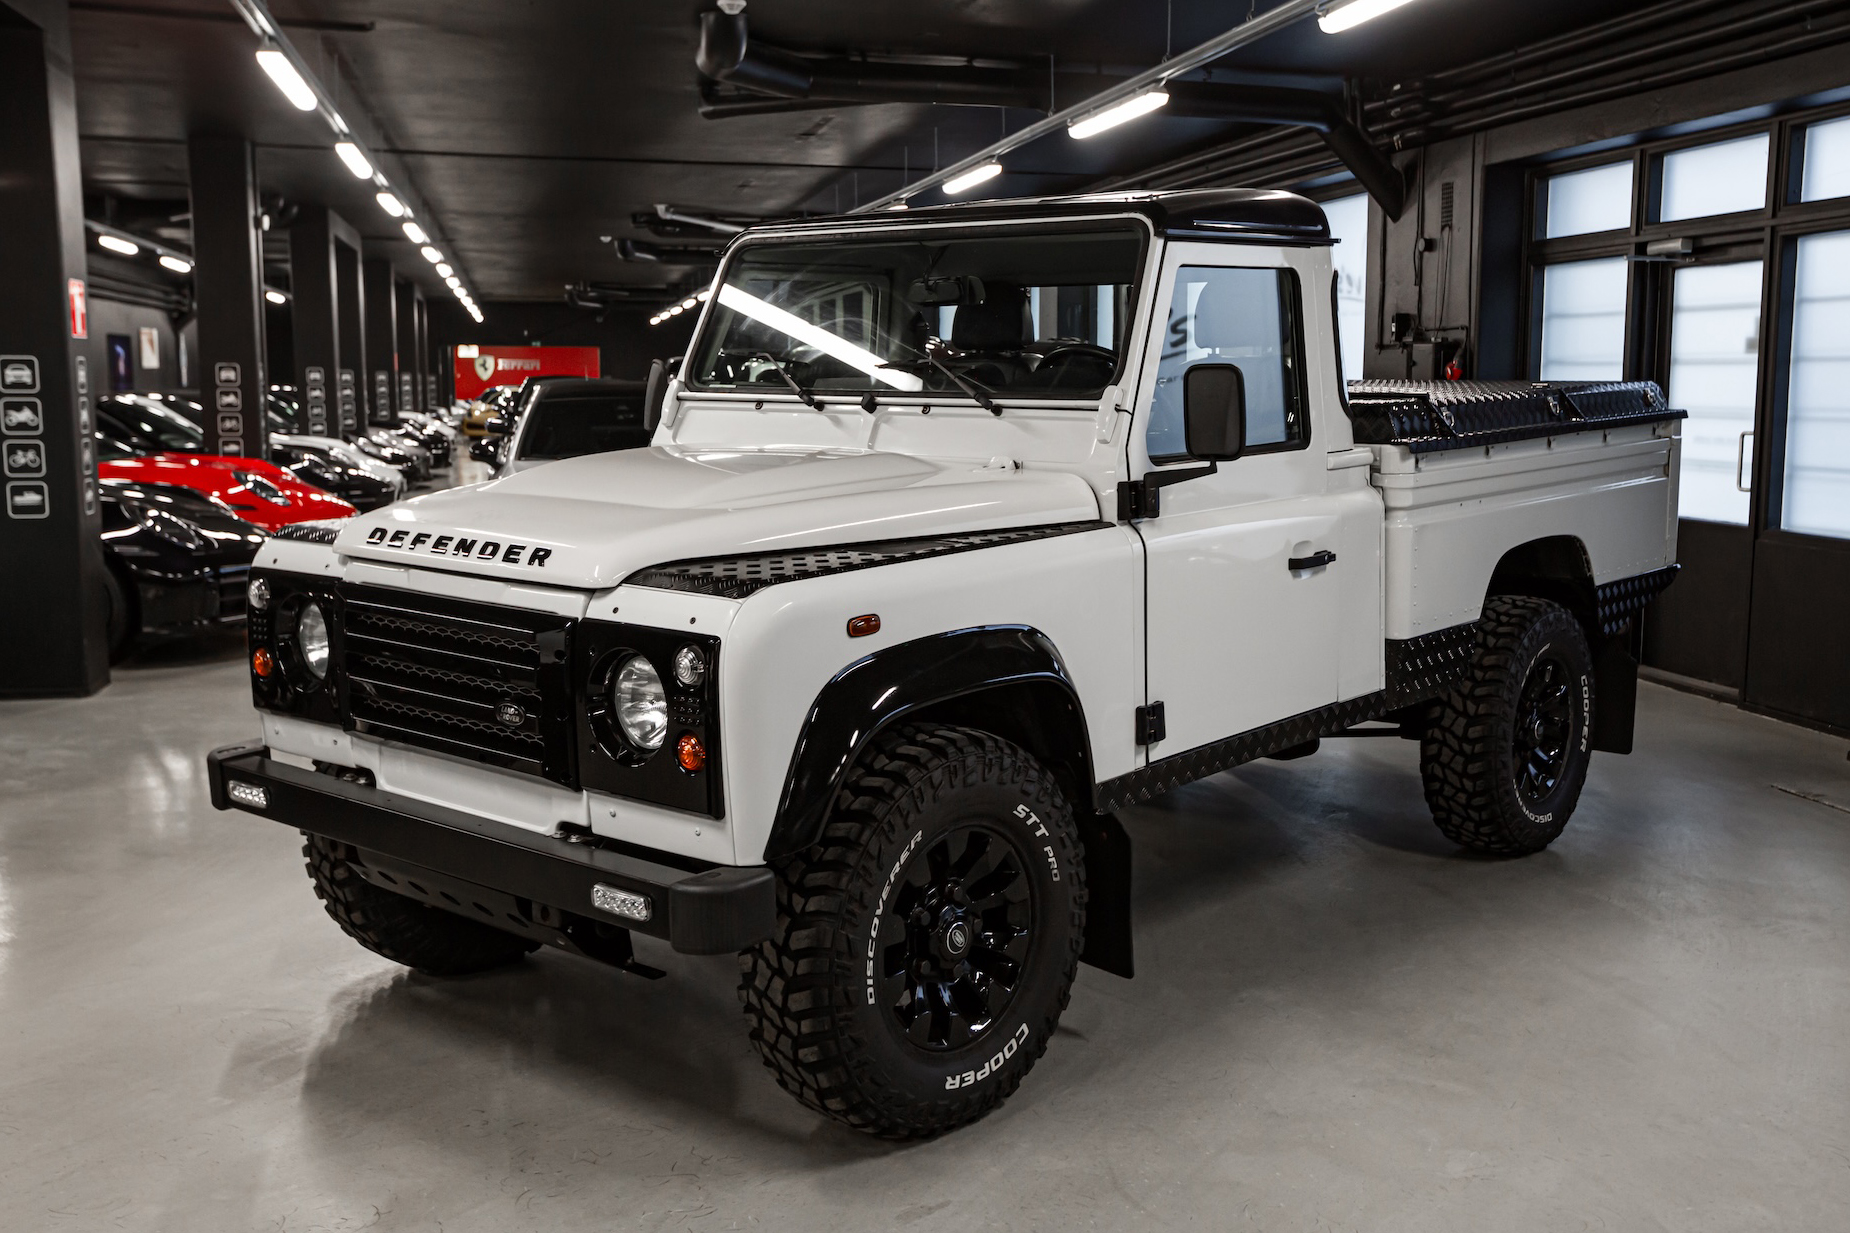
[[364, 524, 554, 568]]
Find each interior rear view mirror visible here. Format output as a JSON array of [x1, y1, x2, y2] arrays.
[[1183, 363, 1245, 462], [907, 274, 986, 306]]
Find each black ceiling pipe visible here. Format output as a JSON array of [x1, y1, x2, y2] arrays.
[[696, 11, 1046, 109], [1163, 83, 1409, 220], [617, 238, 723, 263]]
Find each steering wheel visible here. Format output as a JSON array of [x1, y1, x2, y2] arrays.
[[1032, 342, 1116, 388]]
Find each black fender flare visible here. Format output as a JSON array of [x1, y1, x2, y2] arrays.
[[764, 625, 1094, 861]]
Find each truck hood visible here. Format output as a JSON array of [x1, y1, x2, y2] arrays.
[[332, 445, 1103, 590]]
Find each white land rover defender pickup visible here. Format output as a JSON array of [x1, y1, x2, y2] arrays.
[[208, 188, 1682, 1139]]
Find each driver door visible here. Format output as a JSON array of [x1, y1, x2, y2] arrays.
[[1133, 244, 1344, 760]]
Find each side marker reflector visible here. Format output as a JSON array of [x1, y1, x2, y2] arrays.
[[847, 614, 881, 638]]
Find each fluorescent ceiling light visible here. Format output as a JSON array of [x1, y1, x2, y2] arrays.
[[420, 245, 442, 263], [680, 296, 698, 309], [376, 192, 405, 217], [402, 221, 429, 244], [435, 263, 453, 278], [942, 162, 1003, 196], [452, 284, 468, 298], [696, 288, 712, 301], [265, 290, 288, 305], [255, 46, 317, 110], [1068, 89, 1169, 139], [334, 141, 372, 178], [97, 234, 139, 256], [667, 303, 684, 316], [1317, 0, 1422, 34], [158, 254, 192, 274], [715, 283, 924, 391], [445, 275, 461, 288]]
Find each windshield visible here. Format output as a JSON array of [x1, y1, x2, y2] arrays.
[[688, 224, 1145, 401], [517, 390, 650, 460], [101, 396, 207, 452]]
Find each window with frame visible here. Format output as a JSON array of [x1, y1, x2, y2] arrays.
[[1322, 193, 1368, 382], [1147, 266, 1306, 463]]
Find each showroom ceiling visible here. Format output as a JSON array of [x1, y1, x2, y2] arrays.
[[70, 0, 1669, 304]]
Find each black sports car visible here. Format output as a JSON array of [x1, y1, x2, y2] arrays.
[[268, 442, 399, 511], [99, 478, 268, 660]]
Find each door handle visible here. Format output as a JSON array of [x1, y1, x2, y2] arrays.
[[1288, 549, 1337, 572], [1736, 430, 1754, 493]]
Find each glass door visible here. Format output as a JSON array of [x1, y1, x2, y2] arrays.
[[1645, 259, 1766, 690]]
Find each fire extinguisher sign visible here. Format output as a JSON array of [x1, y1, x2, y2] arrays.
[[68, 279, 88, 340]]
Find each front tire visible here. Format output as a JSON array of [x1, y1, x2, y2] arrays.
[[1421, 596, 1595, 856], [303, 834, 539, 975], [740, 724, 1086, 1139]]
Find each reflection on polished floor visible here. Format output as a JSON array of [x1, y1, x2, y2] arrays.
[[2, 653, 1846, 1231]]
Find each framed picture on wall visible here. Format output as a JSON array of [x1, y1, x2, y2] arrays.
[[138, 327, 160, 371]]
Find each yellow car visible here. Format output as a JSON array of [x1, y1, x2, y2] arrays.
[[462, 385, 521, 438]]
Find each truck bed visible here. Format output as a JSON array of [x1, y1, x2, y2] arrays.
[[1347, 380, 1684, 640]]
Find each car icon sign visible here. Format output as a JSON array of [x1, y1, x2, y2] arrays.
[[3, 363, 34, 388]]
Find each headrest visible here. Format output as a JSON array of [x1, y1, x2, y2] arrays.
[[952, 284, 1027, 351], [1191, 271, 1279, 353]]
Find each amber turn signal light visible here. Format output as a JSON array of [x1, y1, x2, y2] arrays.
[[847, 613, 881, 638], [252, 646, 275, 677], [676, 732, 707, 773]]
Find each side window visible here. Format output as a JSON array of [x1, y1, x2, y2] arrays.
[[1147, 266, 1307, 463]]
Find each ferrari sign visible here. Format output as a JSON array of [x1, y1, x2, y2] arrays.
[[452, 344, 598, 400]]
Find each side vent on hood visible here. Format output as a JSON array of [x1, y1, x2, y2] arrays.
[[624, 521, 1111, 600]]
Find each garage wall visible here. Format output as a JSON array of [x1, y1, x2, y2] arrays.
[[79, 295, 184, 391]]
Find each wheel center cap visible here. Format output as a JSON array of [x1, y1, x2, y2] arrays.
[[941, 918, 971, 959]]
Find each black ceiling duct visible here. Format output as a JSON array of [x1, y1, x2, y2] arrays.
[[696, 11, 1046, 111], [694, 12, 1407, 219]]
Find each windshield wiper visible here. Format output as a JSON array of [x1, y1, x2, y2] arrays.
[[886, 347, 1000, 416], [755, 352, 819, 409]]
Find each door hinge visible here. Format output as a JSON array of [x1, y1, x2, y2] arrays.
[[1116, 462, 1218, 522], [1135, 701, 1166, 745], [1117, 479, 1157, 521]]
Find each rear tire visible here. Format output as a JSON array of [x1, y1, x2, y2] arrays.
[[303, 834, 538, 975], [739, 724, 1086, 1139], [1421, 596, 1595, 856], [101, 565, 137, 664]]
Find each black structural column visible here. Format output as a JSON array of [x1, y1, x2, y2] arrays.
[[335, 239, 364, 431], [187, 134, 267, 457], [362, 257, 397, 426], [289, 204, 362, 437], [394, 276, 424, 412], [0, 0, 108, 695]]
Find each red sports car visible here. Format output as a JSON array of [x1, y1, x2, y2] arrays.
[[96, 395, 357, 531]]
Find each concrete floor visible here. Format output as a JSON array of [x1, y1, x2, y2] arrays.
[[2, 646, 1847, 1232]]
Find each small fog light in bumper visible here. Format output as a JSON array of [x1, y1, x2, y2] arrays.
[[226, 781, 269, 809], [591, 883, 652, 923]]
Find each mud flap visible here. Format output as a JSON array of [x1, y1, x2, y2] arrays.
[[1078, 811, 1133, 979], [1591, 628, 1640, 755]]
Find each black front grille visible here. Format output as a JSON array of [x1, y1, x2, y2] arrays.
[[335, 586, 574, 783]]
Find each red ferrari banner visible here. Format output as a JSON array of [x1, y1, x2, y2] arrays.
[[453, 344, 598, 400]]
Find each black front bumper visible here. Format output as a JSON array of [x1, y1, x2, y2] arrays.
[[206, 742, 775, 955]]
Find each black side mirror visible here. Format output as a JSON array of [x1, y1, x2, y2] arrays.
[[643, 357, 667, 431], [468, 437, 498, 463], [1183, 363, 1245, 462], [482, 417, 510, 436]]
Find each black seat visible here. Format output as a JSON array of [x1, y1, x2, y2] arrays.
[[950, 284, 1027, 352]]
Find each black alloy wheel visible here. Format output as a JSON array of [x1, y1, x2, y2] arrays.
[[1420, 595, 1596, 856], [878, 824, 1033, 1052], [740, 723, 1086, 1139], [1512, 655, 1574, 806]]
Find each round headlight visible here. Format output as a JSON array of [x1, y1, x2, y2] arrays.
[[248, 577, 270, 611], [296, 601, 330, 680], [613, 655, 667, 751], [674, 644, 707, 688]]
